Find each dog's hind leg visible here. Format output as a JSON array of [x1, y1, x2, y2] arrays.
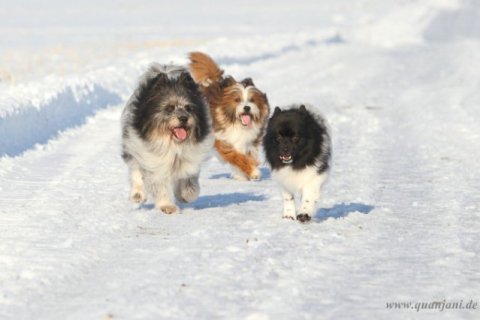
[[174, 175, 200, 203]]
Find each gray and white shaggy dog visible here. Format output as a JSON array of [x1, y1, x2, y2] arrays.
[[121, 64, 213, 214]]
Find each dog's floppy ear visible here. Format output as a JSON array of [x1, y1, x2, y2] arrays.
[[273, 106, 281, 115], [221, 76, 236, 88], [241, 77, 255, 87], [299, 104, 307, 113]]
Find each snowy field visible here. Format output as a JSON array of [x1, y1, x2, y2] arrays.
[[1, 0, 479, 319]]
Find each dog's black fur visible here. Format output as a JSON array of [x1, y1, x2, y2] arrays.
[[263, 105, 330, 173]]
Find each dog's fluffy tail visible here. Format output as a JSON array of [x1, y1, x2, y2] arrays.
[[188, 52, 224, 87]]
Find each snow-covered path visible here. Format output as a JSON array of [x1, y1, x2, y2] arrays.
[[1, 1, 480, 319]]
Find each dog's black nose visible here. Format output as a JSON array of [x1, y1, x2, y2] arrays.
[[178, 116, 188, 123], [243, 106, 251, 112]]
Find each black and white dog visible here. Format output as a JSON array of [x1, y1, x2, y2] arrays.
[[121, 64, 213, 214], [263, 105, 331, 222]]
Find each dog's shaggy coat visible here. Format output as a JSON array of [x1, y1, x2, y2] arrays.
[[121, 64, 213, 214], [189, 52, 270, 180]]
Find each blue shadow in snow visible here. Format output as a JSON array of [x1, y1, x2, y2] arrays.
[[314, 202, 374, 222], [209, 172, 230, 180], [209, 167, 271, 180], [260, 167, 271, 180], [218, 35, 345, 66], [188, 192, 266, 210], [138, 203, 155, 210], [138, 192, 266, 211]]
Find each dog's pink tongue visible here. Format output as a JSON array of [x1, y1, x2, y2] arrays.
[[173, 127, 187, 141], [241, 114, 251, 126]]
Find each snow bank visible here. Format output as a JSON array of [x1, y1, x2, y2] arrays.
[[424, 0, 480, 41], [0, 81, 121, 157], [346, 0, 458, 47], [0, 49, 156, 157]]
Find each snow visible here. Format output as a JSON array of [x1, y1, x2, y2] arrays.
[[1, 0, 480, 319]]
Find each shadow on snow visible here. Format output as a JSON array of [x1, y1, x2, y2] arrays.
[[314, 202, 374, 222], [188, 192, 266, 210], [218, 35, 344, 66], [209, 167, 271, 180], [138, 192, 266, 211]]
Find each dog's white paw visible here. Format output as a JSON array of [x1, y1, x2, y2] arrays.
[[130, 190, 146, 203], [158, 205, 179, 214], [282, 206, 296, 220], [249, 169, 261, 181]]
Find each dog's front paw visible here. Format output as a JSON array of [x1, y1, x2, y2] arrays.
[[130, 191, 146, 203], [158, 205, 179, 214], [296, 214, 311, 223], [249, 169, 261, 181]]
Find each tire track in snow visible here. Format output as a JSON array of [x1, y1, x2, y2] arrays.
[[215, 35, 344, 67], [0, 106, 137, 316]]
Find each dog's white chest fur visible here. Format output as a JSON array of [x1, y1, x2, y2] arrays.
[[147, 144, 196, 178], [272, 165, 327, 194], [126, 132, 212, 180], [216, 124, 259, 153]]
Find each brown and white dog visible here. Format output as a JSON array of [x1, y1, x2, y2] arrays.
[[188, 52, 270, 180]]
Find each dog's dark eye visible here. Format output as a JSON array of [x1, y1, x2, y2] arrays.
[[235, 97, 241, 103], [184, 105, 192, 112], [165, 105, 175, 113]]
